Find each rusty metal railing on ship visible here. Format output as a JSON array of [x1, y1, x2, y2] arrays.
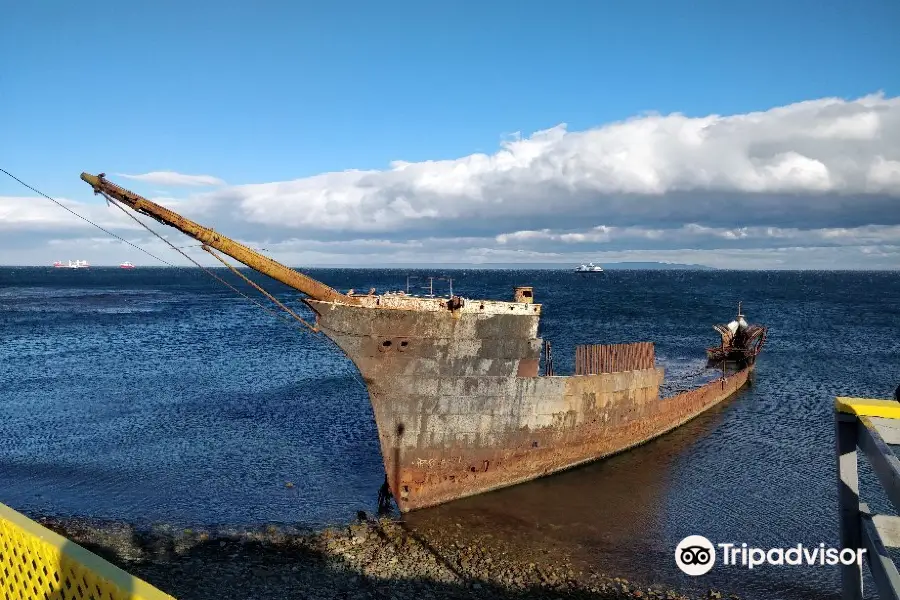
[[836, 397, 900, 599], [574, 341, 655, 375], [0, 500, 176, 599]]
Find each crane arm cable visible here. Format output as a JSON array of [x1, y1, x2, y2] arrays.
[[201, 244, 317, 332], [1, 167, 174, 266], [103, 194, 312, 330], [0, 167, 311, 330]]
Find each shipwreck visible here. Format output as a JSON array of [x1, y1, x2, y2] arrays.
[[81, 172, 764, 513], [707, 302, 768, 364]]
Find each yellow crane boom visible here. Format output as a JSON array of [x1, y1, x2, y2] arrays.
[[80, 172, 358, 305]]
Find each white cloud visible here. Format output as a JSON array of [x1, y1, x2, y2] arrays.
[[495, 224, 900, 248], [0, 196, 142, 232], [4, 93, 900, 268], [180, 92, 900, 233], [868, 158, 900, 192], [118, 171, 225, 187]]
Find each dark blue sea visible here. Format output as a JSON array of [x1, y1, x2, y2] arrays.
[[1, 267, 898, 599]]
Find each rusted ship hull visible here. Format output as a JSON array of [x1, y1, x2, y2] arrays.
[[308, 297, 752, 512], [79, 173, 760, 515], [390, 368, 750, 511]]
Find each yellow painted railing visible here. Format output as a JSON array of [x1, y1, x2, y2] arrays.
[[836, 397, 900, 420], [835, 396, 900, 600], [0, 501, 176, 600]]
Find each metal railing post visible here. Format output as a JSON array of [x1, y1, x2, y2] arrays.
[[836, 410, 863, 599], [835, 396, 900, 600]]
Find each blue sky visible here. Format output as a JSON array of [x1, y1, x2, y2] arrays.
[[2, 0, 899, 268]]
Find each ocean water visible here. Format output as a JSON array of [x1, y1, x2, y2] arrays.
[[1, 267, 898, 599]]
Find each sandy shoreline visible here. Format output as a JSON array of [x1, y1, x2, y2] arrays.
[[36, 515, 736, 600]]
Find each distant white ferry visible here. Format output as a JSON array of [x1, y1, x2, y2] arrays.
[[120, 261, 135, 269], [53, 260, 90, 269], [574, 262, 603, 273]]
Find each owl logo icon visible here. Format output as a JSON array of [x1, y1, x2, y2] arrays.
[[675, 535, 716, 576]]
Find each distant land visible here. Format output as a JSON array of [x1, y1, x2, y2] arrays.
[[5, 261, 716, 270], [298, 262, 718, 270]]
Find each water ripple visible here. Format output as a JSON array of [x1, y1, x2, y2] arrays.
[[1, 267, 898, 599]]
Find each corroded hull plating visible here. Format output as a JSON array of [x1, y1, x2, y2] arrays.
[[307, 296, 752, 512]]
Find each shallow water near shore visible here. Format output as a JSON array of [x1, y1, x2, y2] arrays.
[[1, 267, 898, 599]]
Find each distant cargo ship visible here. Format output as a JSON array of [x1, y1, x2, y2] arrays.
[[119, 261, 135, 269], [53, 260, 90, 269]]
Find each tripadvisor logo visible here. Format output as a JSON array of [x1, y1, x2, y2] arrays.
[[675, 536, 716, 576], [674, 536, 866, 575]]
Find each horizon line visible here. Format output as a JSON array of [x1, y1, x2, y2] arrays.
[[2, 264, 899, 272]]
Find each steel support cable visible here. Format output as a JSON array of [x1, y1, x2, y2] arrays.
[[2, 168, 368, 393], [201, 244, 317, 333], [103, 195, 307, 330], [2, 167, 304, 326], [0, 167, 174, 266]]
